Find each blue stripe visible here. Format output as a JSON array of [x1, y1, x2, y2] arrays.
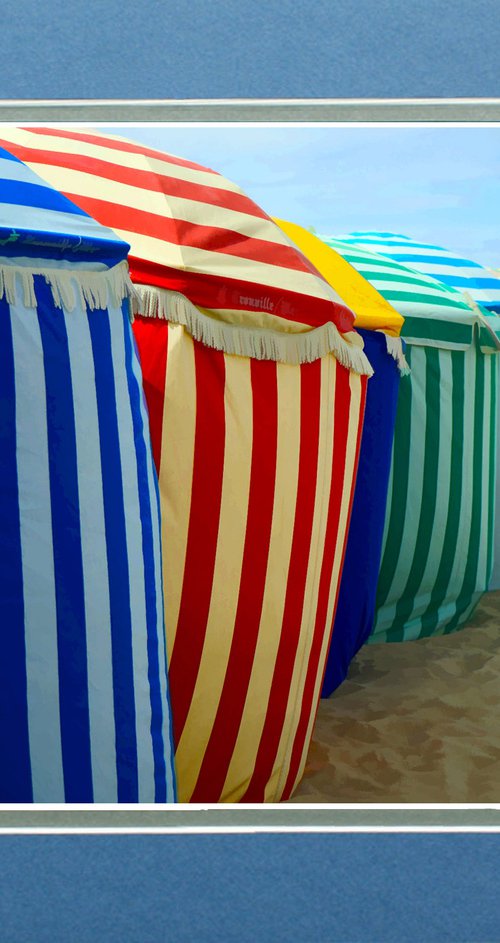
[[36, 278, 94, 802], [151, 408, 177, 801], [133, 322, 177, 799], [0, 154, 69, 188], [347, 235, 462, 252], [381, 252, 484, 269], [430, 273, 500, 292], [0, 297, 33, 801], [322, 331, 401, 695], [87, 305, 139, 802], [0, 205, 129, 267], [121, 306, 168, 802], [0, 178, 88, 215], [348, 232, 409, 238], [0, 146, 23, 163]]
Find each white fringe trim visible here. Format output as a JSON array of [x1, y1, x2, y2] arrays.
[[0, 260, 136, 315], [380, 332, 411, 376], [132, 285, 374, 375]]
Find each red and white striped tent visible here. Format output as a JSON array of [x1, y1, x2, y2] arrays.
[[0, 127, 373, 801]]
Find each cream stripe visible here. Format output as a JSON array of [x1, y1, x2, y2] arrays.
[[159, 324, 197, 664], [476, 353, 492, 593], [408, 350, 453, 624], [380, 436, 395, 554], [174, 354, 253, 801], [267, 353, 336, 802], [220, 361, 302, 802], [379, 345, 428, 630], [197, 305, 321, 335], [1, 154, 341, 304], [0, 127, 243, 191], [15, 159, 306, 251], [433, 346, 476, 631], [289, 372, 364, 798], [106, 226, 343, 304]]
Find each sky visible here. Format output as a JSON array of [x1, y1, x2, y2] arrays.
[[102, 124, 500, 269]]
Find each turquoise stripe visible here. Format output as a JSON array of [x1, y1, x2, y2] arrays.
[[444, 350, 485, 634], [418, 352, 465, 637], [486, 361, 497, 586], [344, 265, 469, 297], [391, 348, 441, 640], [476, 355, 493, 594]]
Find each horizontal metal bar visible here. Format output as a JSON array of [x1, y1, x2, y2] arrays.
[[1, 806, 500, 831], [0, 98, 500, 123]]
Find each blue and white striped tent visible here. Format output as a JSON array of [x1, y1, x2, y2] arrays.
[[336, 233, 500, 344], [0, 146, 176, 802]]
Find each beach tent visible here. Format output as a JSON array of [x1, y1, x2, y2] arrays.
[[0, 145, 176, 802], [337, 232, 500, 315], [275, 221, 407, 695], [337, 232, 500, 592], [326, 235, 499, 644], [0, 127, 374, 802]]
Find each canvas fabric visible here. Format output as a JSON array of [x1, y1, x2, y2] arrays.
[[327, 235, 498, 643], [0, 147, 176, 802], [133, 315, 368, 801], [0, 127, 359, 342]]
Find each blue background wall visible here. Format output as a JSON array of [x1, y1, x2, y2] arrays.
[[2, 2, 500, 940], [2, 0, 500, 100]]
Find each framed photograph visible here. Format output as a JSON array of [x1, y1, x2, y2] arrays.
[[1, 99, 500, 941]]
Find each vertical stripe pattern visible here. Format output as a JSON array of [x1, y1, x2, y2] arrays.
[[374, 343, 497, 642], [0, 296, 32, 801], [135, 318, 366, 802], [0, 276, 176, 802], [319, 234, 499, 644]]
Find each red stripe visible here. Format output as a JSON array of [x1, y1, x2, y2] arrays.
[[280, 363, 354, 801], [23, 186, 320, 277], [189, 359, 279, 802], [0, 140, 270, 222], [166, 341, 226, 747], [281, 373, 368, 801], [131, 316, 169, 474], [129, 259, 356, 334], [241, 359, 322, 802], [21, 127, 222, 175]]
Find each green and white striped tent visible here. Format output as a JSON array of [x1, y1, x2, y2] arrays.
[[321, 235, 500, 643]]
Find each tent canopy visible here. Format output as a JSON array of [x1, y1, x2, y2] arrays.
[[273, 219, 404, 337], [0, 144, 133, 315], [0, 145, 129, 266], [323, 234, 500, 353], [336, 231, 500, 311], [321, 233, 499, 644], [0, 128, 376, 371]]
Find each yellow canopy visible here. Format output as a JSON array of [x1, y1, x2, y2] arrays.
[[274, 218, 404, 337]]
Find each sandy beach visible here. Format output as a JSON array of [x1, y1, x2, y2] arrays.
[[292, 590, 500, 802]]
